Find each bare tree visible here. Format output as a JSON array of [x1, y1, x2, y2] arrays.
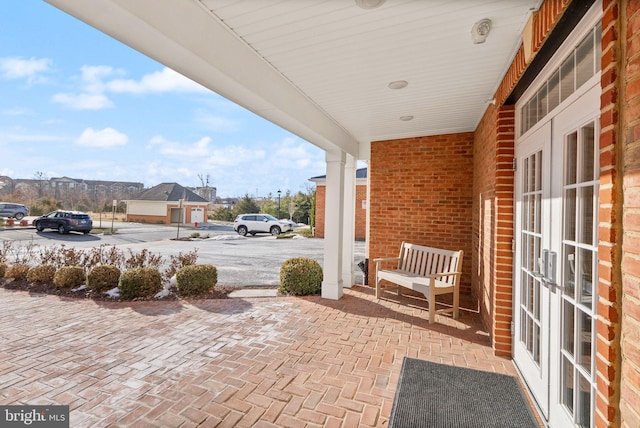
[[33, 171, 49, 197]]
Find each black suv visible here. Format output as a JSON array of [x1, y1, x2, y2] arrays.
[[34, 210, 93, 234]]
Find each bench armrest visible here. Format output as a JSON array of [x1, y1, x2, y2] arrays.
[[373, 257, 400, 270], [373, 257, 400, 264], [429, 271, 462, 286]]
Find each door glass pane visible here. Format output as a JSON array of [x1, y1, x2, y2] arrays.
[[548, 70, 561, 112], [576, 32, 594, 88], [577, 309, 592, 374], [579, 187, 594, 245], [537, 84, 548, 119], [577, 373, 592, 427], [562, 355, 574, 412], [561, 54, 575, 102], [563, 300, 575, 357], [565, 188, 576, 241], [581, 123, 595, 182], [564, 245, 576, 299], [566, 132, 578, 185], [578, 249, 593, 310]]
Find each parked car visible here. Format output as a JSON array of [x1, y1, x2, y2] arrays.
[[34, 210, 93, 234], [0, 202, 29, 220], [234, 214, 293, 236]]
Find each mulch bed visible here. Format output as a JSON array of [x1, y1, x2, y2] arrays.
[[0, 279, 237, 302]]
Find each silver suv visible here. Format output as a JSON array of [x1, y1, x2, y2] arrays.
[[0, 202, 29, 220], [234, 214, 293, 236]]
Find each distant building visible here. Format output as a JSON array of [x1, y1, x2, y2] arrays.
[[309, 168, 367, 240], [124, 182, 209, 225]]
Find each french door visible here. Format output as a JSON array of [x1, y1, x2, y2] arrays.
[[514, 84, 599, 427]]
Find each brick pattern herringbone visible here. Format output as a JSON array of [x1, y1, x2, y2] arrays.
[[0, 286, 520, 427]]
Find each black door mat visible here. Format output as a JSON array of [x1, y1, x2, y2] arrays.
[[389, 357, 540, 428]]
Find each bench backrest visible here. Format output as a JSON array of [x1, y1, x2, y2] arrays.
[[397, 242, 463, 285]]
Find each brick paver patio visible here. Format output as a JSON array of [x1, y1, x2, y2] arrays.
[[1, 285, 530, 427]]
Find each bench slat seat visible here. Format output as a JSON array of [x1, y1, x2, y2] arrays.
[[374, 242, 464, 324]]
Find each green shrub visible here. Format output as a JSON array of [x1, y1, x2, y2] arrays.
[[27, 264, 56, 284], [87, 265, 121, 293], [279, 257, 323, 296], [119, 267, 162, 300], [5, 264, 30, 281], [53, 266, 86, 289], [0, 262, 7, 278], [175, 264, 217, 296]]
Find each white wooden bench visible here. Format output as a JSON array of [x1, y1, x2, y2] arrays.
[[374, 242, 464, 324]]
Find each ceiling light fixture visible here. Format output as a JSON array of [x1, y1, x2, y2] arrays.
[[471, 18, 492, 44], [388, 80, 408, 90], [355, 0, 386, 10], [399, 115, 414, 121]]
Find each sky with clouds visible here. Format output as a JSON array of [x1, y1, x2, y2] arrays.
[[0, 1, 327, 198]]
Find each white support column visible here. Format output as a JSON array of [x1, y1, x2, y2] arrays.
[[322, 150, 346, 300], [342, 154, 356, 288]]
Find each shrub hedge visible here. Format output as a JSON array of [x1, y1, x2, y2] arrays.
[[27, 264, 56, 284], [279, 257, 323, 296], [6, 264, 30, 281], [87, 265, 121, 293], [118, 267, 162, 300], [53, 266, 86, 289], [175, 264, 217, 296]]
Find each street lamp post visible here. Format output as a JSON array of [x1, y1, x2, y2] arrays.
[[277, 189, 281, 219]]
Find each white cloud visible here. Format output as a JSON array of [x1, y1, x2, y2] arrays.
[[1, 107, 31, 116], [0, 131, 65, 143], [52, 92, 114, 110], [148, 136, 213, 157], [0, 57, 52, 84], [75, 127, 128, 148], [195, 111, 239, 133], [107, 67, 207, 94], [52, 66, 207, 110]]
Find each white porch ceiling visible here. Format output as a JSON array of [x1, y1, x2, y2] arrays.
[[45, 0, 540, 157]]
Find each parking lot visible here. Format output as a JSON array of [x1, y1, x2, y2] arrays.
[[0, 220, 367, 287]]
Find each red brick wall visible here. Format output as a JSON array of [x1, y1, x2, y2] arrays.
[[314, 184, 366, 240], [472, 104, 516, 357], [315, 186, 326, 238], [369, 133, 474, 295], [355, 184, 367, 240], [614, 1, 640, 426]]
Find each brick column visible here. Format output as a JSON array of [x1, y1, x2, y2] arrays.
[[597, 0, 622, 426], [493, 106, 516, 357]]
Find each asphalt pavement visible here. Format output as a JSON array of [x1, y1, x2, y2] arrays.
[[1, 220, 367, 287]]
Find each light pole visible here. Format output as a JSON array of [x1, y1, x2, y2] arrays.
[[277, 189, 281, 219]]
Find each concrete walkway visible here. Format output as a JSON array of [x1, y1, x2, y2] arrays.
[[0, 286, 532, 427]]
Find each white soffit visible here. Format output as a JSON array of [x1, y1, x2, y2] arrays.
[[45, 0, 539, 155]]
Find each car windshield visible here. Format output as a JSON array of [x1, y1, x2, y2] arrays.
[[263, 214, 278, 221]]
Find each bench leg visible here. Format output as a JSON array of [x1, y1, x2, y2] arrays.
[[428, 294, 436, 324], [375, 277, 381, 299], [453, 287, 459, 319]]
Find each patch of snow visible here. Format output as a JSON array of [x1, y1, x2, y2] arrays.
[[291, 234, 307, 239], [72, 284, 87, 292], [105, 287, 120, 298], [207, 234, 246, 241], [155, 276, 174, 298]]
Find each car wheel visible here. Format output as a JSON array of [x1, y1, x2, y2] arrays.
[[83, 231, 90, 235], [57, 224, 67, 234], [250, 232, 256, 236], [270, 226, 281, 236], [237, 225, 248, 236], [35, 222, 44, 232], [14, 213, 24, 220]]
